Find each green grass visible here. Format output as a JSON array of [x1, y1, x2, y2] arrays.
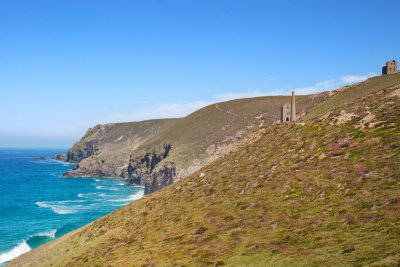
[[11, 77, 400, 266]]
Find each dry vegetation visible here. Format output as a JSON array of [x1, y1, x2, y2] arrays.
[[303, 72, 400, 120], [10, 76, 400, 266], [135, 95, 325, 170]]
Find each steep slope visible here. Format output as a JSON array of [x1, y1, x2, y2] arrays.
[[11, 81, 400, 266], [64, 119, 179, 178], [124, 95, 326, 193], [65, 74, 400, 195], [303, 72, 400, 120], [65, 94, 327, 194]]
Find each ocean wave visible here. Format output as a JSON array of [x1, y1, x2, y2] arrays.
[[107, 191, 144, 202], [58, 200, 84, 204], [77, 194, 106, 198], [0, 241, 31, 264], [62, 163, 73, 167], [0, 229, 57, 264], [30, 160, 55, 165], [77, 193, 97, 198], [35, 201, 86, 214], [52, 159, 75, 166], [34, 229, 57, 239], [96, 186, 118, 191]]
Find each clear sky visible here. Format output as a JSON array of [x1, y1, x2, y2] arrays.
[[0, 0, 399, 148]]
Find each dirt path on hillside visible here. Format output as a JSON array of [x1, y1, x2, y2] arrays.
[[215, 104, 243, 118]]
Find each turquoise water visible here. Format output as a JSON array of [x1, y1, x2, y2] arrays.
[[0, 148, 143, 265]]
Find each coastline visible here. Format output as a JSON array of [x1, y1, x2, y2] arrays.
[[0, 148, 143, 265]]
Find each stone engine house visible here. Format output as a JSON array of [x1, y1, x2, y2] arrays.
[[281, 91, 296, 123], [382, 60, 398, 75]]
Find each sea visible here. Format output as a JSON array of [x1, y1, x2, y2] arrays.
[[0, 148, 144, 265]]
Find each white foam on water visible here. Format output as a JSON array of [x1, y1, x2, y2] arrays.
[[35, 201, 50, 208], [57, 200, 84, 203], [96, 186, 118, 191], [95, 179, 101, 182], [0, 228, 59, 264], [35, 202, 77, 214], [0, 241, 31, 264], [35, 229, 57, 239], [77, 193, 97, 198], [51, 159, 74, 166], [107, 191, 144, 202]]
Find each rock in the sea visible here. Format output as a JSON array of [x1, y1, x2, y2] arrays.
[[33, 157, 46, 160], [52, 153, 67, 160]]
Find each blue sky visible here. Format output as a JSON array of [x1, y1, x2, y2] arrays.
[[0, 0, 399, 148]]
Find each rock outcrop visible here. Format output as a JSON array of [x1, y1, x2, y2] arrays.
[[67, 140, 98, 163], [52, 153, 67, 161], [144, 162, 176, 194], [66, 124, 105, 163], [125, 144, 174, 194], [63, 119, 179, 179]]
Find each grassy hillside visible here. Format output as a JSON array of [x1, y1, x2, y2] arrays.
[[66, 93, 327, 183], [11, 80, 400, 266], [136, 95, 325, 170], [304, 72, 400, 120]]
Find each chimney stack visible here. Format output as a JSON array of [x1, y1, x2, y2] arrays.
[[291, 91, 296, 122]]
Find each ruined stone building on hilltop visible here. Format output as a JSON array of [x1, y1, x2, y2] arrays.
[[382, 60, 398, 75]]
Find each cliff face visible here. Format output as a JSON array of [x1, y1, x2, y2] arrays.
[[144, 162, 176, 194], [66, 124, 109, 163], [124, 144, 175, 194], [67, 140, 98, 163], [63, 119, 179, 178]]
